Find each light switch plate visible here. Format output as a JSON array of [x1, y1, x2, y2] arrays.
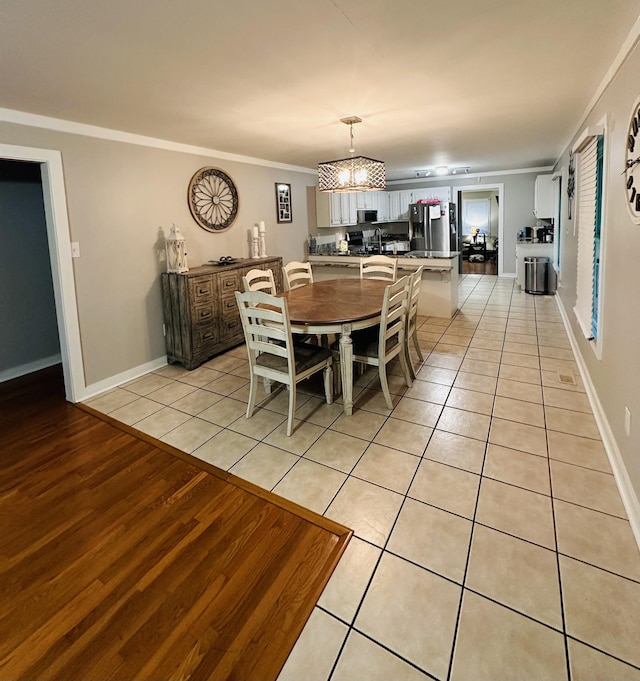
[[71, 242, 80, 258]]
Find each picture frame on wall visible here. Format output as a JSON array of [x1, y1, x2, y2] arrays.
[[275, 183, 292, 223]]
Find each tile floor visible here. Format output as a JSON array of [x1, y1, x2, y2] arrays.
[[85, 274, 640, 681]]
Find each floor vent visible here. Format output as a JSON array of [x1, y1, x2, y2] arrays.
[[558, 373, 577, 385]]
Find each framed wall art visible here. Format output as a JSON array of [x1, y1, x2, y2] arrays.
[[275, 182, 292, 223]]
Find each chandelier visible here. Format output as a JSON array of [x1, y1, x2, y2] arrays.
[[318, 116, 386, 193]]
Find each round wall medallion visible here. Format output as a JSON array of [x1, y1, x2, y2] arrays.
[[188, 167, 239, 232], [625, 94, 640, 224]]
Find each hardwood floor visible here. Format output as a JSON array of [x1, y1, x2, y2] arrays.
[[0, 366, 351, 681], [461, 257, 498, 275]]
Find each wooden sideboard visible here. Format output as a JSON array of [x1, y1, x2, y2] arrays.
[[161, 257, 283, 370]]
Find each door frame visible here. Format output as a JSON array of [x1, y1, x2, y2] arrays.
[[1, 144, 84, 401], [455, 183, 504, 276]]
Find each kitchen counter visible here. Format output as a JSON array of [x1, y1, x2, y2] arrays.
[[308, 254, 459, 318]]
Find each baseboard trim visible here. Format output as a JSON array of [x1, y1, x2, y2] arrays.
[[0, 354, 62, 383], [79, 356, 168, 402], [556, 297, 640, 551]]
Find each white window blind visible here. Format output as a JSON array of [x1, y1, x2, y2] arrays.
[[573, 136, 599, 340]]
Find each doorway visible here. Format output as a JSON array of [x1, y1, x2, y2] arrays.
[[0, 144, 84, 402], [456, 184, 504, 276]]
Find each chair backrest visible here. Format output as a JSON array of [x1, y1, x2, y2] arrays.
[[360, 255, 397, 281], [242, 268, 277, 294], [378, 275, 411, 358], [282, 261, 313, 291], [407, 266, 423, 333], [235, 290, 294, 386]]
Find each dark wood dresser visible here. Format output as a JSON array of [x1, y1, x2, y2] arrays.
[[161, 257, 283, 369]]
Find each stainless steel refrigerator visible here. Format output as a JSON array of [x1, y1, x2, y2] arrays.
[[408, 202, 458, 253]]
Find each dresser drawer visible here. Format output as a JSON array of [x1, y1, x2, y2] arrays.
[[219, 315, 243, 339], [193, 302, 215, 325], [189, 275, 214, 301], [220, 293, 239, 317], [193, 324, 219, 349], [218, 271, 239, 294]]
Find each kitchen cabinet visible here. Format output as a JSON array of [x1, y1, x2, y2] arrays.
[[315, 188, 357, 227], [355, 191, 380, 210], [534, 175, 554, 218], [161, 257, 283, 369], [330, 192, 357, 226], [376, 192, 390, 221], [386, 187, 452, 221]]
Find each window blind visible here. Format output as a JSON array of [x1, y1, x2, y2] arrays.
[[573, 136, 601, 340]]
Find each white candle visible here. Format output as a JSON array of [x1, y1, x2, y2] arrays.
[[258, 220, 266, 233], [252, 225, 259, 239]]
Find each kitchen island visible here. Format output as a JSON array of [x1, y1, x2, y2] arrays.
[[308, 253, 459, 318]]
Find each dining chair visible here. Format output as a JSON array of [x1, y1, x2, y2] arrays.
[[359, 255, 397, 281], [405, 266, 424, 379], [242, 268, 277, 294], [235, 290, 333, 437], [282, 261, 313, 291], [332, 275, 412, 410], [281, 261, 325, 345]]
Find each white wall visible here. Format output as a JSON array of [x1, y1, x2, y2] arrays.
[[0, 168, 60, 376], [0, 122, 315, 387]]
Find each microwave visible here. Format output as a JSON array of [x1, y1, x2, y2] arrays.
[[357, 209, 378, 224]]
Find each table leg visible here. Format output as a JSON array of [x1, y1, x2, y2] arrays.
[[339, 323, 353, 416]]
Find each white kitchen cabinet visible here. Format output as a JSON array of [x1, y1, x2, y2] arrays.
[[330, 192, 357, 226], [376, 192, 390, 221], [388, 191, 401, 221], [315, 188, 357, 228], [388, 190, 413, 220], [355, 191, 380, 210], [534, 175, 554, 218], [417, 186, 451, 203]]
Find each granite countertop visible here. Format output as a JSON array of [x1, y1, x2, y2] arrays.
[[309, 252, 459, 260]]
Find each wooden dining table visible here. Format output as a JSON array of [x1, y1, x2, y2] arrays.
[[280, 278, 388, 416]]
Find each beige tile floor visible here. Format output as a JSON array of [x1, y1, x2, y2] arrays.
[[86, 274, 640, 681]]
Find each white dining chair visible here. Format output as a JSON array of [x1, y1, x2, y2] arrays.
[[405, 266, 424, 378], [282, 261, 313, 291], [242, 268, 277, 294], [332, 275, 412, 409], [235, 290, 333, 436], [360, 255, 397, 281]]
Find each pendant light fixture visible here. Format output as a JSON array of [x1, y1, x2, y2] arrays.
[[318, 116, 386, 192]]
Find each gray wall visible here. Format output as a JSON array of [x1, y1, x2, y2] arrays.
[[0, 167, 59, 374], [554, 40, 640, 502], [0, 123, 315, 386]]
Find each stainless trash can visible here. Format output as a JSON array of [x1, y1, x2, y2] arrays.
[[524, 256, 550, 294]]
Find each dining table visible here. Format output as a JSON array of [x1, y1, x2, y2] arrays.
[[279, 278, 388, 416]]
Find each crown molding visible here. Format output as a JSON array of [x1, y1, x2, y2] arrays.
[[0, 107, 317, 175]]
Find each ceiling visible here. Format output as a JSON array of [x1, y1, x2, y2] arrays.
[[2, 0, 640, 181]]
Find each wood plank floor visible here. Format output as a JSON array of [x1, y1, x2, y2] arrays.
[[0, 366, 351, 681], [461, 258, 498, 275]]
